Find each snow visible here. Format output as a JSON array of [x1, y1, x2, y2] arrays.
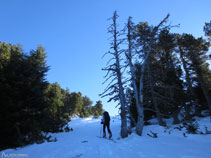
[[2, 116, 211, 158]]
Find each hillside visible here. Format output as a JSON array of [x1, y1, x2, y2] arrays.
[[2, 116, 211, 158]]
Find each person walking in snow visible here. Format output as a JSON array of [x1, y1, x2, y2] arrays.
[[101, 111, 112, 139]]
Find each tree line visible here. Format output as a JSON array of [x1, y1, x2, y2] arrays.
[[101, 11, 211, 138], [0, 43, 103, 150]]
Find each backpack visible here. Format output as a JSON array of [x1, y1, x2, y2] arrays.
[[103, 111, 110, 123]]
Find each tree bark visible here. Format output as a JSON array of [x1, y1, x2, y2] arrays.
[[113, 11, 128, 138], [126, 17, 144, 135]]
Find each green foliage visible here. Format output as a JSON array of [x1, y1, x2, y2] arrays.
[[0, 42, 11, 69], [44, 82, 69, 132], [178, 34, 211, 111], [0, 42, 99, 150], [80, 96, 93, 117], [204, 21, 211, 38], [128, 19, 211, 126], [62, 90, 101, 118], [92, 101, 103, 116], [68, 92, 83, 115], [93, 111, 100, 117], [0, 43, 49, 150], [46, 83, 64, 115], [80, 99, 104, 118], [80, 107, 89, 118], [82, 96, 93, 107], [152, 30, 184, 118]]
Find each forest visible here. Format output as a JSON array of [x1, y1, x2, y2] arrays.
[[101, 12, 211, 138], [0, 44, 103, 150]]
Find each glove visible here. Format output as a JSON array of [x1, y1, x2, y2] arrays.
[[101, 118, 104, 124]]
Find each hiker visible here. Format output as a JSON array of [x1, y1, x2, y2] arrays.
[[101, 111, 112, 139]]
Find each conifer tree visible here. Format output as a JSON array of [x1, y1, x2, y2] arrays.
[[178, 34, 211, 111]]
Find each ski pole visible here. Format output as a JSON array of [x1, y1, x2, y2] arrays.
[[100, 122, 102, 137]]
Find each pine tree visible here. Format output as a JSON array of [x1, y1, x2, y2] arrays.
[[204, 21, 211, 40], [44, 82, 68, 132], [0, 44, 50, 149], [94, 100, 104, 116], [80, 96, 93, 117], [68, 92, 83, 116], [153, 30, 184, 124], [132, 14, 170, 127], [178, 34, 211, 112]]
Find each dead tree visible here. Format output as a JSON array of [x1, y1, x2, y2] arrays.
[[101, 11, 128, 138]]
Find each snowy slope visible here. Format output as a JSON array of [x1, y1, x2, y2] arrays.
[[2, 116, 211, 158]]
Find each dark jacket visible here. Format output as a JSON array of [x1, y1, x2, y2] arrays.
[[101, 111, 110, 124]]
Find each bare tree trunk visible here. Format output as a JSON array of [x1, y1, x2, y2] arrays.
[[117, 60, 128, 138], [126, 17, 144, 135], [112, 11, 128, 138]]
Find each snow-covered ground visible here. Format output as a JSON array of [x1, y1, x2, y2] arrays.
[[2, 116, 211, 158]]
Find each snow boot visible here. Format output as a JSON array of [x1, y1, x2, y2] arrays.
[[109, 133, 112, 139]]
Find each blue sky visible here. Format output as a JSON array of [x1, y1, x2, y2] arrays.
[[0, 0, 210, 116]]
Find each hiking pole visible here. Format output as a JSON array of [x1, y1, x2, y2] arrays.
[[100, 122, 102, 137]]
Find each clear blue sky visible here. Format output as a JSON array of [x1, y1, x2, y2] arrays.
[[0, 0, 210, 116]]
